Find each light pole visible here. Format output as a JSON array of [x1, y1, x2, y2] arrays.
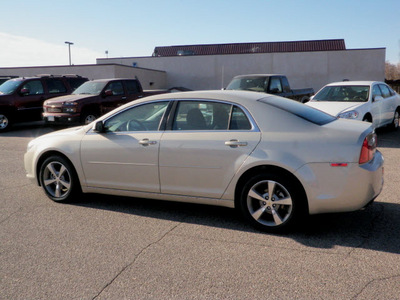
[[65, 41, 73, 65]]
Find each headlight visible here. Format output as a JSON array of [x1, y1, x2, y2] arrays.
[[338, 110, 359, 119], [62, 102, 77, 113]]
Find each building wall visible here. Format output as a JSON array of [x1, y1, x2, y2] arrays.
[[97, 48, 385, 92], [0, 64, 167, 90]]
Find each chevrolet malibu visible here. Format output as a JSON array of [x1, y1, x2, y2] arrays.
[[24, 91, 384, 232], [306, 81, 400, 130]]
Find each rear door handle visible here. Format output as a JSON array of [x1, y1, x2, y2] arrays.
[[139, 138, 157, 146], [225, 139, 248, 147]]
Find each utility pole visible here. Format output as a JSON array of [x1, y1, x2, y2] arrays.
[[65, 41, 73, 65]]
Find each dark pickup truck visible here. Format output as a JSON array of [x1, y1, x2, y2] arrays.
[[226, 74, 314, 103], [0, 75, 88, 132], [43, 78, 168, 125]]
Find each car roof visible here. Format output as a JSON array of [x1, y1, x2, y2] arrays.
[[89, 78, 138, 83], [140, 90, 272, 105], [325, 81, 384, 86], [233, 74, 284, 78]]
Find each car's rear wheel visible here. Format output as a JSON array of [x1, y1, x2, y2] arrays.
[[39, 156, 80, 202], [239, 173, 304, 232], [0, 113, 12, 132]]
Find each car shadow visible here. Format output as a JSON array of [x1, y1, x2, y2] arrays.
[[376, 127, 400, 149], [70, 193, 400, 255]]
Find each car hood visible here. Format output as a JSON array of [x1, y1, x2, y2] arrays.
[[306, 101, 364, 116], [44, 94, 97, 105]]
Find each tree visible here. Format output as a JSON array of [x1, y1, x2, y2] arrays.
[[385, 61, 400, 80]]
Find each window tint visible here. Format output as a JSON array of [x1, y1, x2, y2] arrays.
[[105, 81, 124, 96], [260, 97, 336, 125], [67, 78, 87, 91], [372, 85, 382, 99], [379, 84, 391, 98], [126, 80, 140, 94], [104, 101, 169, 132], [269, 77, 283, 93], [314, 85, 369, 102], [46, 79, 67, 94], [172, 100, 252, 131], [22, 80, 44, 95]]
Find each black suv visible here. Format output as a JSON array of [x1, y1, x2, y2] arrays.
[[0, 75, 88, 131]]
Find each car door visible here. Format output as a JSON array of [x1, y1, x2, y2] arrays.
[[159, 100, 261, 199], [101, 80, 128, 113], [379, 83, 396, 125], [370, 84, 384, 127], [80, 101, 170, 192], [14, 79, 46, 120]]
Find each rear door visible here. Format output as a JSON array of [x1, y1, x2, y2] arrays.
[[159, 100, 261, 198]]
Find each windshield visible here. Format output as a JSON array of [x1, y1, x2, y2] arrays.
[[0, 79, 21, 95], [226, 76, 269, 92], [314, 85, 370, 102], [73, 81, 107, 95]]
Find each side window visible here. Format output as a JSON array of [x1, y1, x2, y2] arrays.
[[379, 84, 391, 98], [67, 78, 87, 91], [21, 80, 44, 95], [269, 77, 283, 93], [230, 106, 252, 130], [126, 80, 140, 94], [105, 81, 124, 96], [173, 101, 230, 130], [172, 101, 252, 131], [46, 79, 67, 94], [104, 101, 169, 132], [372, 85, 382, 99]]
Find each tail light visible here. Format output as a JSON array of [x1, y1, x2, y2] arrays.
[[359, 132, 377, 164]]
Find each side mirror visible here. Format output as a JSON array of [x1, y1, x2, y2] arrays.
[[19, 88, 30, 96], [103, 90, 113, 97], [373, 95, 383, 102], [93, 121, 105, 133]]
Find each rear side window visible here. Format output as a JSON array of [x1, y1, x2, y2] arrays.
[[260, 97, 336, 125], [126, 80, 140, 94], [67, 78, 88, 91], [379, 84, 391, 98], [172, 100, 252, 131], [46, 79, 67, 94]]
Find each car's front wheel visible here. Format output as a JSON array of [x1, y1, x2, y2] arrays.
[[0, 112, 12, 132], [39, 156, 81, 202], [239, 173, 305, 232]]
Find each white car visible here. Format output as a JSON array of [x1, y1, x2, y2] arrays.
[[306, 81, 400, 130], [24, 91, 384, 232]]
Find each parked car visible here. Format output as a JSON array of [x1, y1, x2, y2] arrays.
[[0, 75, 88, 132], [24, 90, 384, 233], [306, 81, 400, 130], [0, 76, 18, 85], [43, 78, 168, 125], [226, 74, 314, 103]]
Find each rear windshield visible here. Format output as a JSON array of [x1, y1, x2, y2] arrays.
[[259, 97, 336, 125]]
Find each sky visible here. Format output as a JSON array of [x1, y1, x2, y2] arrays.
[[0, 0, 399, 67]]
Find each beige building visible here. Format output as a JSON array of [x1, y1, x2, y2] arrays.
[[0, 39, 385, 92]]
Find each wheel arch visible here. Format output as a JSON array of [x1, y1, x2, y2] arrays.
[[36, 150, 81, 187], [234, 165, 309, 214]]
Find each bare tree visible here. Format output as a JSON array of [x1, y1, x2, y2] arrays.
[[385, 61, 400, 80]]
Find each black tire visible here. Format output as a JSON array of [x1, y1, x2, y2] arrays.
[[39, 155, 81, 202], [0, 112, 12, 132], [81, 111, 98, 125], [239, 173, 305, 233]]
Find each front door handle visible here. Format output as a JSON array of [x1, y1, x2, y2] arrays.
[[225, 139, 248, 147], [139, 139, 157, 146]]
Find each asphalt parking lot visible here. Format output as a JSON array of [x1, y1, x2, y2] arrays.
[[1, 122, 399, 300]]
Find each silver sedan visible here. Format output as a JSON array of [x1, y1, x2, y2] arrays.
[[24, 91, 384, 232]]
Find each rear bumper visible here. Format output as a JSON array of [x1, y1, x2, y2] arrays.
[[297, 150, 384, 215]]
